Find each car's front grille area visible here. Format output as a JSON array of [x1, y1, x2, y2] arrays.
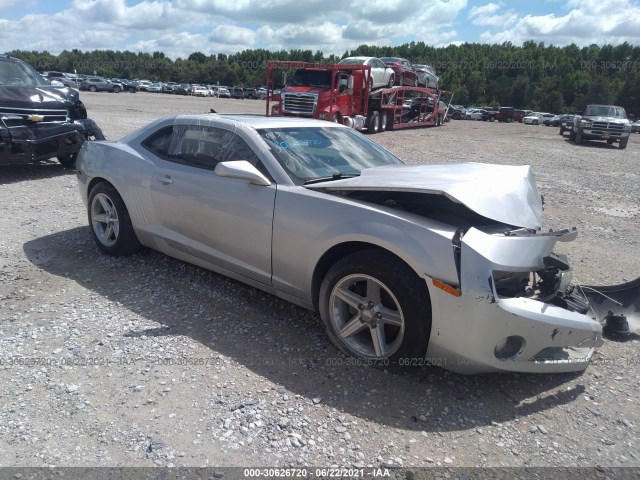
[[0, 106, 68, 124], [591, 121, 625, 132], [282, 93, 317, 115]]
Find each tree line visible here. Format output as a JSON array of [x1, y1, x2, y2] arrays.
[[10, 40, 640, 116]]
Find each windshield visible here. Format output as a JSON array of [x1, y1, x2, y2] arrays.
[[583, 105, 626, 118], [0, 59, 48, 86], [291, 70, 332, 88], [257, 126, 403, 184], [339, 58, 365, 65]]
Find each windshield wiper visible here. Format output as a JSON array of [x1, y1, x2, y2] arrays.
[[303, 172, 360, 185]]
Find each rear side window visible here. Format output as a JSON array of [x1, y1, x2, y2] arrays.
[[141, 126, 174, 157]]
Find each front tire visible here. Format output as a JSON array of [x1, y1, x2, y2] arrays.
[[88, 183, 141, 256], [619, 136, 628, 149], [366, 111, 380, 134], [319, 250, 432, 367], [379, 111, 388, 131], [387, 75, 394, 88], [113, 86, 121, 93], [89, 85, 97, 92]]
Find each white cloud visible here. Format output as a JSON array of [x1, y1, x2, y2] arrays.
[[469, 2, 501, 17], [469, 2, 517, 27], [479, 0, 640, 46]]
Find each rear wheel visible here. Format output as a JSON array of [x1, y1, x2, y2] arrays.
[[452, 112, 461, 120], [89, 85, 97, 92], [366, 111, 380, 134], [379, 111, 388, 131], [532, 119, 538, 125], [88, 182, 141, 256], [387, 75, 394, 88], [113, 86, 121, 93], [319, 250, 432, 368]]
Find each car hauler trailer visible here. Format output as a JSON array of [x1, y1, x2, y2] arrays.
[[265, 61, 452, 133]]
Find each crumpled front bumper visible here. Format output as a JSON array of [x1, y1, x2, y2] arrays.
[[0, 117, 96, 164], [426, 227, 606, 374]]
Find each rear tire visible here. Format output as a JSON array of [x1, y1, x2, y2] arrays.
[[379, 111, 388, 131], [319, 250, 432, 369], [88, 182, 141, 256], [89, 85, 97, 92], [113, 86, 121, 93], [532, 119, 538, 125]]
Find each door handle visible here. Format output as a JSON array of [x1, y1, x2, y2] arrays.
[[159, 175, 173, 185]]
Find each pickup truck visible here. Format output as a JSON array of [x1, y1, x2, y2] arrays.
[[569, 104, 631, 149], [0, 54, 104, 168]]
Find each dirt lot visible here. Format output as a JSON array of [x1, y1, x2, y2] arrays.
[[1, 92, 639, 470]]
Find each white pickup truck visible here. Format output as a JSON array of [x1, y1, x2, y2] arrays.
[[569, 104, 632, 149]]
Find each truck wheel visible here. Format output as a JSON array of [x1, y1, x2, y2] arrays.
[[366, 111, 380, 134], [318, 250, 432, 369], [619, 137, 628, 150], [379, 111, 388, 131], [507, 116, 514, 123], [575, 129, 583, 144]]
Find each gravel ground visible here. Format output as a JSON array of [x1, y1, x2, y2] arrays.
[[1, 92, 639, 470]]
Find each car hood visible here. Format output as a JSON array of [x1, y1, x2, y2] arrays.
[[305, 163, 543, 229], [0, 85, 80, 108], [584, 115, 630, 124]]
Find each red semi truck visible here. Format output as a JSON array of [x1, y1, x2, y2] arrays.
[[265, 61, 451, 133]]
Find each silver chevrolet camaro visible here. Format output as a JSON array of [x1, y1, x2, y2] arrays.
[[76, 114, 639, 374]]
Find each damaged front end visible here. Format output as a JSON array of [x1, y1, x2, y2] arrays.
[[428, 226, 638, 374]]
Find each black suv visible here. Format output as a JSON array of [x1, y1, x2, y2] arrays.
[[0, 54, 104, 168]]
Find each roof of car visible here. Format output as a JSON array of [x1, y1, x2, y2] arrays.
[[174, 114, 343, 130]]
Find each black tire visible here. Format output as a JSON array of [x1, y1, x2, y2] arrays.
[[129, 87, 137, 93], [532, 119, 538, 125], [88, 182, 141, 256], [387, 75, 394, 88], [318, 250, 432, 367], [57, 153, 77, 169], [89, 85, 97, 92], [379, 111, 388, 131], [452, 112, 461, 120], [559, 127, 565, 135], [575, 129, 583, 143], [619, 136, 628, 150], [366, 111, 380, 134], [507, 116, 514, 123], [569, 129, 576, 141], [113, 86, 121, 93]]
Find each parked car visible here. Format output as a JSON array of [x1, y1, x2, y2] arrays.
[[80, 77, 123, 93], [173, 83, 190, 95], [338, 57, 395, 89], [112, 79, 139, 93], [445, 104, 465, 120], [0, 53, 104, 169], [257, 87, 268, 99], [412, 64, 438, 88], [632, 120, 640, 133], [379, 57, 418, 86], [467, 108, 488, 121], [136, 80, 152, 92], [147, 83, 163, 93], [522, 113, 544, 125], [217, 87, 231, 98], [76, 114, 638, 374], [243, 88, 258, 99], [232, 87, 245, 99], [162, 83, 176, 94], [193, 85, 209, 97], [558, 115, 577, 134]]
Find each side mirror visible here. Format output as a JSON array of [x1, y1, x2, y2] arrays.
[[214, 160, 271, 186]]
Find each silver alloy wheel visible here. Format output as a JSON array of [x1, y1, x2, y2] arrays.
[[329, 274, 405, 358], [91, 193, 120, 247]]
